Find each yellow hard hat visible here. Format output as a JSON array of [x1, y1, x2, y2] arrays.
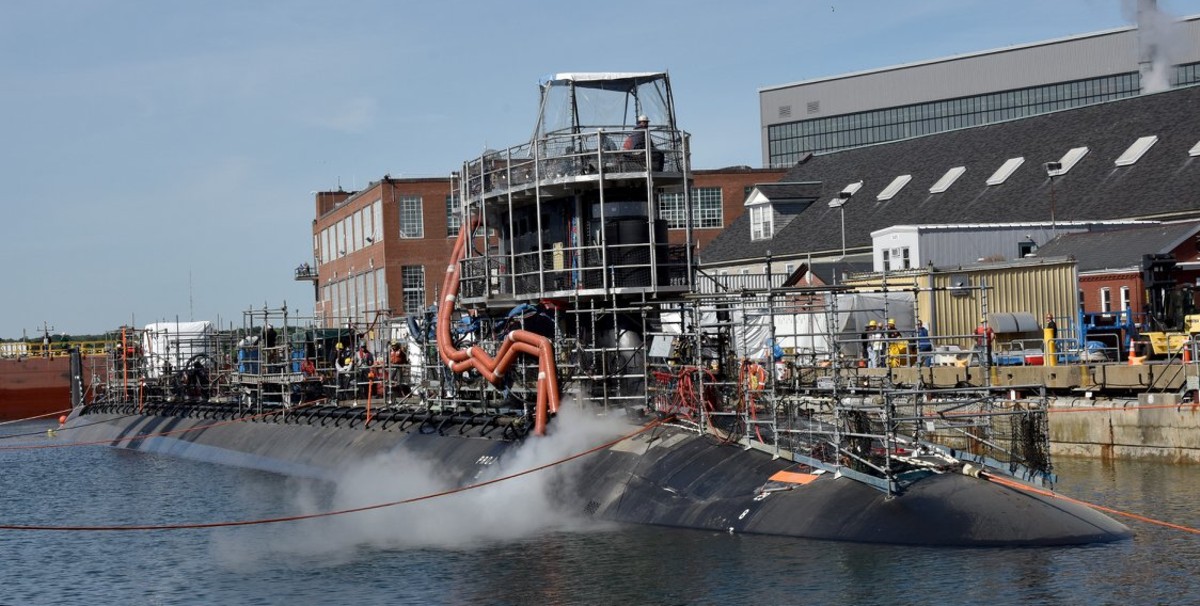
[[336, 342, 344, 349], [868, 320, 878, 327], [887, 318, 895, 324]]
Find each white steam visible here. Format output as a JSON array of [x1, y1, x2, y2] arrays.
[[212, 404, 632, 567], [1124, 0, 1187, 94]]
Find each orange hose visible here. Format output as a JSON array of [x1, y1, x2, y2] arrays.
[[435, 218, 561, 435]]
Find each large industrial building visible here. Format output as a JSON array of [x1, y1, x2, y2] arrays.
[[760, 13, 1200, 167]]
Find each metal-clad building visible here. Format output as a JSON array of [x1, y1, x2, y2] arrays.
[[842, 258, 1080, 350], [869, 221, 1150, 273], [760, 15, 1200, 166]]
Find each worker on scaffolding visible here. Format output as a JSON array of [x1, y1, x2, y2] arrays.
[[388, 341, 409, 398], [974, 317, 995, 366], [333, 342, 353, 392], [885, 319, 906, 367], [868, 321, 885, 368]]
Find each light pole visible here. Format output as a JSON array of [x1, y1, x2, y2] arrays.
[[828, 190, 854, 257], [1044, 161, 1062, 235]]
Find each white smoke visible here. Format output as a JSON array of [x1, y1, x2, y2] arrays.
[[211, 403, 632, 567], [1123, 0, 1187, 93]]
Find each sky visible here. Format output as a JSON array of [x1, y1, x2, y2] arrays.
[[2, 0, 1198, 339]]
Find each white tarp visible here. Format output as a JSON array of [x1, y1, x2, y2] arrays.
[[142, 321, 214, 379], [729, 292, 916, 361]]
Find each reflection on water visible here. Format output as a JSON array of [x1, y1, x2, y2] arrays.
[[2, 421, 1199, 605]]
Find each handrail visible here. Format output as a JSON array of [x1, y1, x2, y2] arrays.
[[0, 340, 115, 359]]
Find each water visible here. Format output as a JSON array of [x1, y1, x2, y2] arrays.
[[3, 418, 1200, 606]]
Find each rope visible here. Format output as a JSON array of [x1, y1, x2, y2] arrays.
[[0, 408, 72, 427], [981, 471, 1200, 535], [0, 418, 665, 532]]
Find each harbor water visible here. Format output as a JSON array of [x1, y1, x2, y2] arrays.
[[3, 418, 1199, 606]]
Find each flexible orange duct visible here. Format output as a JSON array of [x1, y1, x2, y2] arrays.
[[436, 217, 561, 435]]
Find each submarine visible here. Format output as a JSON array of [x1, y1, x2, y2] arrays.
[[64, 72, 1130, 546]]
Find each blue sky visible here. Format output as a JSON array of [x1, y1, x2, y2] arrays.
[[2, 0, 1197, 338]]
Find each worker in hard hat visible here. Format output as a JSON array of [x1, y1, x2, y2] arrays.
[[868, 319, 885, 368], [860, 319, 878, 364], [623, 114, 650, 150]]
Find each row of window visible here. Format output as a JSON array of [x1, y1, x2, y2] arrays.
[[318, 200, 383, 263], [1096, 286, 1132, 313], [320, 268, 388, 326], [767, 64, 1200, 166], [319, 266, 427, 323], [317, 194, 465, 264]]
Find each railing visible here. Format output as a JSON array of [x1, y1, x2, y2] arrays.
[[459, 241, 690, 301], [294, 264, 318, 281], [465, 128, 687, 198], [0, 340, 113, 359]]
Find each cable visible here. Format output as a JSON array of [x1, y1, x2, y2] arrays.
[[0, 408, 72, 427], [981, 471, 1200, 535], [0, 417, 665, 532]]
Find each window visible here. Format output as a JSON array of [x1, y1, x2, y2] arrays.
[[693, 187, 723, 228], [660, 188, 723, 230], [1100, 287, 1112, 313], [749, 205, 773, 241], [659, 192, 688, 229], [886, 247, 911, 271], [1115, 136, 1158, 166], [876, 175, 912, 201], [986, 157, 1024, 186], [400, 196, 424, 238], [446, 194, 461, 237], [1120, 286, 1130, 312], [1047, 147, 1089, 176], [1018, 240, 1036, 258], [402, 266, 426, 315], [372, 200, 382, 243], [929, 167, 966, 194]]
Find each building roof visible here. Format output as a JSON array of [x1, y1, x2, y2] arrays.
[[703, 84, 1200, 265], [1034, 220, 1200, 272]]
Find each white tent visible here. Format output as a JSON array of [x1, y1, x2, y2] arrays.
[[142, 321, 214, 379]]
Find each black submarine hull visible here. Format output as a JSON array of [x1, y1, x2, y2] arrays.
[[64, 405, 1131, 546]]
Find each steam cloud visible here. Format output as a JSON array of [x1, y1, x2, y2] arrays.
[[1125, 0, 1187, 93], [212, 404, 632, 567]]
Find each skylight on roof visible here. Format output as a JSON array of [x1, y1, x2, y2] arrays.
[[876, 175, 912, 201], [929, 166, 966, 194], [1115, 136, 1158, 166], [1047, 147, 1089, 177], [986, 157, 1024, 186], [1190, 140, 1200, 157], [828, 180, 863, 207]]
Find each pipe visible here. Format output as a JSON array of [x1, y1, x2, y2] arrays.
[[435, 216, 561, 435]]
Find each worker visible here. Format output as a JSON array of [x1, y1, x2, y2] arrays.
[[974, 317, 995, 365], [868, 321, 885, 368], [623, 115, 650, 150], [388, 341, 409, 397], [861, 320, 878, 365], [885, 319, 905, 367], [915, 320, 933, 366]]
